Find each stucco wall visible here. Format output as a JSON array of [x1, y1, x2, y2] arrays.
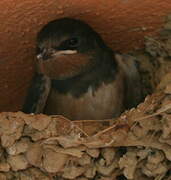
[[0, 0, 171, 111]]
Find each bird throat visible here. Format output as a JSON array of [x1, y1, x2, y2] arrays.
[[51, 52, 117, 97]]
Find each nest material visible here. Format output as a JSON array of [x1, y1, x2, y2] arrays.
[[1, 15, 171, 180], [0, 80, 171, 180]]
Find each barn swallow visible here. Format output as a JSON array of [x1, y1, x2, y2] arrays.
[[23, 18, 142, 120]]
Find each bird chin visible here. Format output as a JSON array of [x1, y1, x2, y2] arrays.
[[37, 59, 81, 80], [37, 51, 90, 80]]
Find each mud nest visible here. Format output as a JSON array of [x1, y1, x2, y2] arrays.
[[1, 15, 171, 180]]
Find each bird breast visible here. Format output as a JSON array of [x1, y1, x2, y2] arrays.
[[44, 70, 125, 120]]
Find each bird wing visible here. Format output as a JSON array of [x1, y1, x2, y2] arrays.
[[22, 73, 51, 114], [115, 53, 142, 109]]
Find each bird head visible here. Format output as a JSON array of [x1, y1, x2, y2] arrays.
[[36, 18, 110, 80]]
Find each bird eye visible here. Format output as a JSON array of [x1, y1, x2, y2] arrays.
[[67, 38, 79, 47], [56, 38, 79, 51]]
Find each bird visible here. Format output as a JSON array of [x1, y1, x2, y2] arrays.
[[22, 18, 142, 120]]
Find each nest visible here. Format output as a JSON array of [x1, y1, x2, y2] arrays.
[[1, 15, 171, 180]]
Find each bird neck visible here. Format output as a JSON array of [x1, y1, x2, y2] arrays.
[[51, 49, 118, 97]]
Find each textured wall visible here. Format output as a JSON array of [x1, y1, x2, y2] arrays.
[[0, 0, 171, 111]]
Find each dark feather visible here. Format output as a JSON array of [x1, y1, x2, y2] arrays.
[[22, 73, 51, 113], [115, 54, 142, 109]]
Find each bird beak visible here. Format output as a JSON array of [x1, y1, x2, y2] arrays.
[[37, 54, 43, 60], [37, 48, 50, 60]]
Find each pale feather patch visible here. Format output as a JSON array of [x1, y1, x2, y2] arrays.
[[54, 50, 77, 56], [36, 50, 77, 60]]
